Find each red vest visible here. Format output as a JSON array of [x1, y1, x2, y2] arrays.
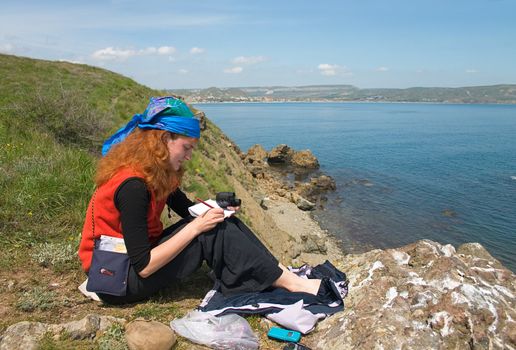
[[78, 169, 166, 272]]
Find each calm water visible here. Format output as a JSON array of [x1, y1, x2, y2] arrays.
[[195, 102, 516, 272]]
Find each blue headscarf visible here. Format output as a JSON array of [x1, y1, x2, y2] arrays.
[[102, 96, 201, 156]]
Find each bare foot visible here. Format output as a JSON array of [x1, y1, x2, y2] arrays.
[[273, 264, 322, 295]]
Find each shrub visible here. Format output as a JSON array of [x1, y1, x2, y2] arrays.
[[7, 86, 111, 152], [16, 287, 59, 312], [31, 242, 77, 270], [97, 323, 128, 350]]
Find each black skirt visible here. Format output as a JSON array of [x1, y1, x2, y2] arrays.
[[98, 217, 283, 304]]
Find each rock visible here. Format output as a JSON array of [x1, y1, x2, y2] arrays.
[[267, 144, 294, 164], [245, 144, 268, 164], [47, 314, 125, 340], [300, 234, 327, 254], [276, 188, 287, 197], [441, 209, 458, 217], [125, 320, 176, 350], [0, 315, 126, 349], [311, 175, 336, 191], [457, 242, 500, 264], [193, 110, 207, 131], [259, 196, 270, 210], [0, 321, 47, 350], [58, 314, 101, 340], [296, 175, 336, 202], [309, 240, 516, 349], [291, 150, 320, 169], [296, 197, 315, 211], [7, 280, 15, 291], [244, 145, 270, 178], [247, 165, 266, 178]]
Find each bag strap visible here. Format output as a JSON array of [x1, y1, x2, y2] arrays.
[[91, 189, 97, 240]]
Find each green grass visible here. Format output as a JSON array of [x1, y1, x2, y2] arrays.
[[0, 54, 158, 271]]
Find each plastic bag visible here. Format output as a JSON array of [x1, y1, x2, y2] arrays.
[[170, 311, 259, 350]]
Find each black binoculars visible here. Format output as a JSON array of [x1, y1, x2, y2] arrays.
[[216, 192, 242, 208]]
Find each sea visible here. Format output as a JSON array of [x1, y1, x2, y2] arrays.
[[194, 102, 516, 272]]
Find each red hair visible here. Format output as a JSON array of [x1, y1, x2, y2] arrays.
[[95, 129, 184, 200]]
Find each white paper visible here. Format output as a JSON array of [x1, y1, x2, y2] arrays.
[[98, 235, 127, 253], [188, 199, 235, 218]]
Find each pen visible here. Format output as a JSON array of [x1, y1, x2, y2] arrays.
[[196, 197, 214, 209]]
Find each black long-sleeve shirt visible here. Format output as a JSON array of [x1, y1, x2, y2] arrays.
[[114, 177, 193, 273]]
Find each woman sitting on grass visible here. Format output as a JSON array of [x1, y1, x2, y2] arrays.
[[78, 96, 326, 304]]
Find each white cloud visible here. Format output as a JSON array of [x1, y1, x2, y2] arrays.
[[140, 47, 157, 55], [0, 43, 14, 53], [190, 47, 205, 54], [317, 63, 352, 77], [224, 66, 243, 74], [58, 58, 83, 64], [92, 47, 137, 60], [466, 69, 478, 74], [318, 63, 339, 76], [179, 69, 189, 74], [232, 56, 266, 65], [376, 66, 389, 72], [158, 46, 176, 55], [91, 45, 176, 60]]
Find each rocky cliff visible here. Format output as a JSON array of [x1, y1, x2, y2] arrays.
[[313, 240, 515, 349]]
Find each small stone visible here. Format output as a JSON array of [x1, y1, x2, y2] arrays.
[[441, 209, 457, 218], [7, 280, 15, 291], [296, 197, 315, 211], [259, 197, 269, 210], [125, 320, 176, 350], [59, 314, 101, 340], [0, 321, 47, 350]]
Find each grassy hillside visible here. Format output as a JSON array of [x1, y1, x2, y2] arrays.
[[0, 54, 155, 266], [0, 54, 288, 348]]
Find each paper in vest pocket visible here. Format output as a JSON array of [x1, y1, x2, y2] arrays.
[[98, 235, 127, 253]]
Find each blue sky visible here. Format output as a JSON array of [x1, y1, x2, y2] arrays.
[[1, 0, 515, 89]]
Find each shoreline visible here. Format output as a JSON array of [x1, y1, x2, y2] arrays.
[[264, 195, 346, 265], [192, 100, 516, 106]]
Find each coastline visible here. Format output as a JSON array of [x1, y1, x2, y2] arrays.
[[192, 100, 516, 106]]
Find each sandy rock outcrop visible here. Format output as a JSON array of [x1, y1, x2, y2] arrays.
[[291, 149, 320, 169], [243, 144, 270, 179], [309, 240, 515, 350], [296, 175, 336, 203], [243, 144, 336, 210], [267, 144, 294, 164], [245, 144, 268, 164]]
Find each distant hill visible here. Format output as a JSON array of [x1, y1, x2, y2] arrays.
[[170, 84, 516, 104]]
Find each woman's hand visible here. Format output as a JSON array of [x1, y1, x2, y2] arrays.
[[226, 206, 240, 213], [189, 208, 225, 235]]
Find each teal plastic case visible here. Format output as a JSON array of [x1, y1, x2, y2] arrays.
[[267, 327, 301, 342]]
